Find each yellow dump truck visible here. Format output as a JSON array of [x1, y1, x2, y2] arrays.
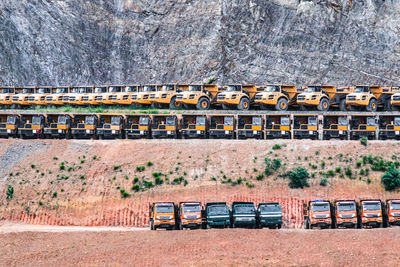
[[378, 115, 400, 140], [176, 84, 224, 110], [297, 85, 353, 111], [18, 114, 46, 139], [0, 87, 15, 108], [0, 113, 20, 138], [97, 114, 125, 139], [45, 87, 70, 106], [180, 114, 207, 138], [71, 114, 98, 139], [68, 86, 93, 106], [152, 84, 188, 108], [151, 115, 178, 138], [217, 84, 261, 110], [293, 115, 318, 139], [389, 91, 400, 111], [350, 115, 377, 140], [254, 85, 302, 111], [346, 86, 398, 111], [12, 87, 35, 107], [132, 84, 161, 106], [114, 85, 140, 105], [208, 115, 235, 138], [99, 86, 122, 105], [323, 115, 348, 140], [28, 87, 53, 106], [125, 114, 151, 138], [237, 115, 263, 139], [80, 86, 105, 106], [265, 114, 291, 139], [44, 113, 73, 139]]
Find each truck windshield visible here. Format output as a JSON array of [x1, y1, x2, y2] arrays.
[[166, 117, 176, 126], [196, 116, 206, 126], [80, 88, 91, 93], [58, 116, 67, 125], [156, 204, 174, 213], [72, 88, 80, 93], [308, 117, 317, 126], [306, 86, 322, 93], [108, 87, 120, 92], [85, 116, 95, 125], [252, 117, 262, 126], [6, 116, 16, 124], [233, 204, 255, 214], [161, 85, 175, 91], [355, 86, 369, 93], [259, 204, 281, 213], [363, 202, 381, 211], [111, 116, 121, 125], [367, 117, 376, 126], [2, 88, 14, 93], [23, 88, 34, 94], [207, 205, 228, 215], [139, 116, 149, 125], [281, 117, 290, 126], [189, 85, 202, 92], [143, 86, 157, 92], [95, 87, 106, 93], [38, 88, 50, 94], [390, 201, 400, 210], [56, 88, 68, 93], [227, 85, 242, 92], [311, 203, 329, 212], [338, 202, 356, 211], [32, 116, 41, 125], [395, 118, 400, 126], [183, 204, 201, 212], [338, 117, 348, 126], [265, 86, 280, 92], [124, 86, 137, 92], [224, 116, 233, 126]]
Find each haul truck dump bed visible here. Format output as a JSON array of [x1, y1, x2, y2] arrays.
[[217, 84, 260, 110], [346, 85, 398, 111]]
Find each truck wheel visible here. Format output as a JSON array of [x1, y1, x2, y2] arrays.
[[318, 98, 330, 111], [169, 96, 180, 109], [222, 104, 230, 110], [339, 99, 347, 111], [299, 105, 308, 111], [238, 98, 250, 110], [304, 219, 308, 229], [367, 98, 377, 112], [275, 98, 288, 111], [196, 97, 210, 110], [150, 221, 155, 230]]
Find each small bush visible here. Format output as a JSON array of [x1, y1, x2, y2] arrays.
[[272, 144, 281, 150], [345, 167, 352, 178], [172, 177, 184, 185], [59, 163, 65, 170], [52, 192, 58, 198], [155, 177, 163, 185], [61, 188, 64, 192], [381, 168, 400, 191], [183, 171, 187, 176], [131, 184, 140, 192], [38, 201, 43, 206], [80, 160, 85, 164], [67, 167, 73, 172], [246, 182, 255, 188], [6, 185, 14, 200], [113, 165, 121, 171], [237, 178, 243, 184], [146, 161, 154, 167], [321, 161, 325, 169], [335, 167, 341, 173], [53, 157, 58, 160], [367, 178, 372, 184], [120, 189, 130, 198], [80, 175, 85, 179], [256, 174, 264, 181], [93, 155, 97, 160], [315, 151, 320, 156], [271, 159, 282, 170], [360, 169, 365, 175], [133, 177, 139, 184], [360, 137, 368, 146], [356, 161, 362, 168], [320, 178, 328, 186], [211, 177, 217, 181], [145, 181, 154, 188], [253, 168, 258, 172], [184, 180, 188, 186], [326, 170, 335, 177], [136, 166, 145, 172], [284, 167, 310, 189]]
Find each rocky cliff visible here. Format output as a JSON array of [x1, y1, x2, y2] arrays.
[[0, 0, 399, 86]]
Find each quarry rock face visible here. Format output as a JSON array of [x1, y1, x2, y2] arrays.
[[0, 0, 399, 86]]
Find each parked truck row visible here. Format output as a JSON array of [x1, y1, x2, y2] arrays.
[[1, 112, 400, 140], [1, 84, 400, 111]]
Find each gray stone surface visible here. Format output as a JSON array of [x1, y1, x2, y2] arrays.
[[0, 0, 399, 87]]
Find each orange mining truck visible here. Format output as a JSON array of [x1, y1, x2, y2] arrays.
[[44, 113, 73, 139], [237, 115, 263, 139], [385, 199, 400, 226], [152, 84, 188, 109], [0, 113, 20, 138], [12, 87, 35, 107], [293, 115, 318, 140], [97, 114, 125, 139], [29, 87, 53, 106], [100, 86, 123, 105], [378, 115, 400, 140], [304, 199, 333, 229], [254, 85, 302, 111], [0, 87, 15, 108], [114, 85, 140, 105], [66, 86, 93, 106], [208, 115, 235, 139], [177, 202, 202, 230], [151, 115, 179, 138], [18, 114, 46, 139], [265, 114, 291, 139], [132, 84, 161, 107], [346, 85, 398, 111], [180, 114, 207, 139], [390, 90, 400, 111], [358, 199, 384, 228], [71, 114, 99, 139], [323, 115, 348, 140], [176, 84, 223, 110], [297, 85, 353, 111], [217, 84, 261, 110], [333, 200, 358, 228], [149, 202, 177, 230], [45, 87, 70, 106], [88, 86, 108, 105], [349, 115, 377, 140], [125, 114, 151, 139]]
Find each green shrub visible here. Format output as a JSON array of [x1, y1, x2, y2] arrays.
[[321, 161, 325, 169], [381, 168, 400, 191], [6, 185, 14, 200], [80, 160, 85, 164], [61, 188, 64, 192], [271, 159, 282, 170], [172, 177, 184, 185], [237, 178, 243, 184], [152, 172, 162, 178], [326, 170, 335, 177], [120, 189, 130, 198], [52, 192, 58, 198], [93, 155, 97, 160], [356, 161, 362, 168], [360, 169, 365, 176], [113, 165, 121, 171], [211, 177, 217, 181], [53, 157, 58, 160], [320, 178, 328, 186], [367, 178, 372, 184], [31, 164, 36, 169], [360, 137, 368, 146], [315, 151, 320, 156], [284, 167, 310, 189], [146, 161, 154, 167], [365, 168, 370, 176], [131, 184, 140, 192], [155, 177, 163, 185], [246, 182, 255, 188], [80, 175, 85, 179], [345, 167, 352, 178], [272, 144, 281, 150], [38, 201, 43, 206], [184, 180, 188, 186], [335, 167, 341, 173], [183, 171, 187, 176], [59, 162, 65, 170], [133, 177, 139, 183], [256, 174, 264, 181], [253, 168, 258, 172], [145, 181, 154, 188], [136, 166, 145, 172]]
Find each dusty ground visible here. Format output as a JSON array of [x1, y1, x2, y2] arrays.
[[1, 222, 400, 266]]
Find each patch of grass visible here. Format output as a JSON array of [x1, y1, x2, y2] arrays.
[[120, 189, 130, 198], [6, 185, 14, 200], [320, 178, 328, 186], [172, 177, 184, 185], [326, 170, 335, 177], [345, 167, 353, 179], [31, 164, 36, 169], [53, 157, 58, 160], [146, 161, 154, 167], [381, 168, 400, 191], [246, 182, 255, 188], [131, 184, 141, 192], [52, 192, 58, 198], [335, 167, 341, 173], [256, 174, 264, 181], [272, 144, 281, 150], [136, 166, 145, 172], [360, 137, 368, 146]]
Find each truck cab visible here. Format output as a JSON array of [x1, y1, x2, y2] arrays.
[[323, 115, 348, 140], [97, 114, 125, 139], [151, 115, 178, 138], [350, 115, 377, 140], [18, 114, 45, 139], [44, 114, 72, 139], [304, 200, 332, 229], [100, 86, 122, 105], [386, 199, 400, 226], [257, 202, 283, 229], [46, 87, 70, 105], [87, 86, 108, 105], [0, 114, 20, 138], [359, 200, 383, 228], [132, 85, 161, 106], [254, 85, 301, 111], [71, 114, 98, 139], [0, 87, 15, 107], [334, 200, 358, 228], [153, 84, 187, 109], [149, 202, 177, 230], [346, 85, 396, 111], [29, 87, 52, 105], [67, 86, 93, 106], [265, 115, 291, 139], [125, 115, 151, 139], [237, 115, 263, 139], [205, 202, 231, 228], [217, 84, 259, 110], [13, 87, 35, 107], [178, 202, 202, 230], [114, 85, 139, 105], [293, 115, 318, 140], [209, 115, 235, 139], [181, 115, 207, 139], [176, 84, 221, 110], [378, 115, 400, 140], [231, 202, 257, 228]]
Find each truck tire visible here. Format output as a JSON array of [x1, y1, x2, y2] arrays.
[[275, 98, 288, 111], [318, 98, 330, 111], [367, 98, 377, 112], [304, 219, 308, 229], [169, 96, 180, 109], [339, 99, 347, 111], [238, 97, 250, 110], [150, 221, 155, 230], [196, 97, 210, 110], [277, 224, 282, 229]]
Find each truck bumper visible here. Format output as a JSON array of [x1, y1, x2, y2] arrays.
[[323, 130, 348, 139], [18, 129, 41, 137], [152, 131, 176, 138], [181, 130, 206, 138], [311, 222, 331, 228], [350, 131, 375, 139], [233, 220, 256, 227], [266, 130, 291, 139], [209, 130, 234, 139], [44, 129, 67, 136], [294, 130, 318, 139], [71, 129, 95, 138], [125, 129, 149, 138], [362, 221, 381, 228], [337, 222, 356, 228], [238, 130, 262, 139], [379, 131, 400, 139], [0, 129, 16, 137], [97, 129, 121, 137]]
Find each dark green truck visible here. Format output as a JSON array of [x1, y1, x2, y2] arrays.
[[204, 202, 231, 228], [257, 202, 283, 229], [231, 202, 257, 228]]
